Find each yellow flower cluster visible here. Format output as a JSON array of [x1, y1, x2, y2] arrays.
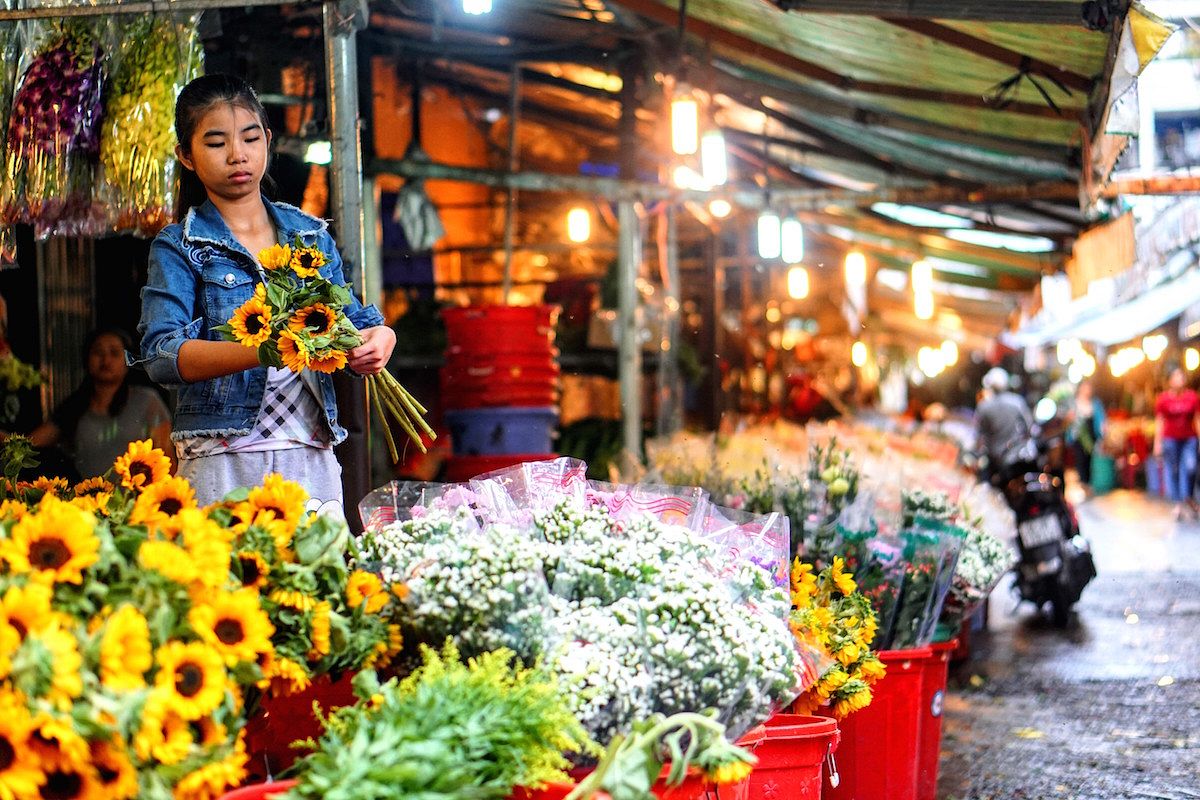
[[789, 557, 886, 719], [0, 439, 402, 799]]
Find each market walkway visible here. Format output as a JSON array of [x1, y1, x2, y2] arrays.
[[938, 489, 1200, 800]]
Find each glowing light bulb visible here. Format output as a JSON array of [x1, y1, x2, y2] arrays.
[[914, 290, 934, 321], [671, 89, 699, 156], [787, 266, 809, 300], [941, 339, 958, 366], [463, 0, 492, 14], [844, 251, 867, 287], [758, 212, 781, 260], [700, 130, 727, 186], [851, 340, 868, 367], [1187, 347, 1199, 371], [708, 199, 732, 218], [781, 218, 805, 264], [566, 207, 590, 243], [911, 260, 933, 295]]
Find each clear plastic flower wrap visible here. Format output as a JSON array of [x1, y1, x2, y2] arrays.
[[358, 459, 817, 745], [1, 17, 106, 237], [357, 480, 480, 532], [938, 514, 1016, 635], [890, 517, 966, 649], [97, 13, 202, 235]]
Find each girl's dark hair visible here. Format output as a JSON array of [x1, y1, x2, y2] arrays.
[[52, 328, 134, 447], [174, 73, 273, 222]]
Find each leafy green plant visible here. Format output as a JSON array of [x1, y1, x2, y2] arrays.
[[0, 433, 38, 494], [285, 642, 598, 800]]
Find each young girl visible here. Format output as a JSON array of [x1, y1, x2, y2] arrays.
[[138, 74, 395, 511]]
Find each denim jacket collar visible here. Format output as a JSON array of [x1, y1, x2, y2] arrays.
[[181, 198, 329, 260]]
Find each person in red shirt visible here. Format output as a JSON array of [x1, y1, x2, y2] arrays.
[[1153, 367, 1200, 519]]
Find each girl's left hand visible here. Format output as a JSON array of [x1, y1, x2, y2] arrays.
[[348, 325, 397, 375]]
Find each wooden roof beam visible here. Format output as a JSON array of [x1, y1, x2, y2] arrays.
[[763, 1, 1087, 25], [881, 18, 1094, 93], [606, 0, 1078, 119]]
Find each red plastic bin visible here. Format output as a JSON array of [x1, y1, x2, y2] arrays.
[[443, 306, 559, 355], [243, 673, 356, 782], [444, 453, 557, 482], [823, 647, 932, 800], [746, 714, 839, 800], [917, 640, 957, 800], [219, 780, 297, 800]]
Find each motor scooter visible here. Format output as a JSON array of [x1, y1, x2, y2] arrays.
[[991, 431, 1097, 627]]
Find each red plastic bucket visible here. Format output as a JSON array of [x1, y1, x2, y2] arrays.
[[219, 780, 297, 800], [746, 714, 839, 800], [443, 453, 557, 482], [243, 673, 356, 782], [917, 640, 957, 800], [515, 768, 749, 800], [443, 306, 559, 355], [824, 647, 932, 800]]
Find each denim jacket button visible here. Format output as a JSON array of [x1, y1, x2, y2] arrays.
[[224, 273, 235, 284]]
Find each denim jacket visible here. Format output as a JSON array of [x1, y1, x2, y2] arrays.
[[137, 198, 385, 444]]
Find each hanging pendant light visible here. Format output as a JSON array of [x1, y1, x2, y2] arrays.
[[781, 218, 804, 264], [787, 265, 810, 300], [671, 85, 699, 156], [701, 129, 728, 185], [758, 212, 781, 260], [844, 251, 867, 287], [566, 207, 591, 243]]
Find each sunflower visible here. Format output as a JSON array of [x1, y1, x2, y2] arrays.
[[832, 687, 873, 718], [192, 717, 227, 749], [100, 606, 152, 691], [267, 589, 314, 613], [37, 625, 84, 709], [229, 296, 274, 349], [181, 530, 234, 596], [1, 584, 51, 647], [68, 493, 111, 516], [288, 245, 327, 279], [174, 734, 248, 800], [34, 765, 102, 800], [705, 759, 754, 786], [28, 715, 88, 773], [139, 541, 197, 586], [130, 477, 197, 531], [88, 740, 136, 800], [3, 497, 99, 584], [836, 640, 862, 667], [72, 478, 112, 498], [830, 557, 857, 596], [246, 474, 307, 536], [364, 623, 403, 670], [346, 571, 387, 614], [859, 655, 886, 682], [133, 695, 193, 766], [277, 329, 309, 373], [0, 623, 17, 679], [306, 348, 348, 375], [0, 694, 45, 800], [112, 440, 171, 491], [0, 499, 28, 522], [153, 642, 227, 721], [233, 551, 269, 590], [257, 243, 292, 271], [288, 303, 336, 336], [265, 656, 310, 697], [791, 560, 817, 607], [30, 477, 69, 498], [307, 601, 332, 660], [190, 590, 275, 667]]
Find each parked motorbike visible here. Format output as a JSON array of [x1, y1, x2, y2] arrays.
[[991, 431, 1097, 627]]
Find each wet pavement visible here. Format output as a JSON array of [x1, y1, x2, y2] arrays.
[[939, 489, 1200, 800]]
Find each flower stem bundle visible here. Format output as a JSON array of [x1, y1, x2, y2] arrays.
[[217, 237, 435, 461]]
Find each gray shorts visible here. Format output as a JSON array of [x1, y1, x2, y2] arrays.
[[178, 447, 344, 520]]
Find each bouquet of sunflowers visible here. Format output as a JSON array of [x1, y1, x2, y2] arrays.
[[0, 438, 397, 800], [216, 237, 434, 462], [788, 557, 886, 719]]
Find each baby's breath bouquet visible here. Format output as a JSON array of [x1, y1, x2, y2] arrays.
[[789, 557, 886, 719], [216, 238, 434, 461]]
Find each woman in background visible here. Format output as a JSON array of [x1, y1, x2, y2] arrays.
[[1153, 367, 1199, 520], [14, 328, 172, 479]]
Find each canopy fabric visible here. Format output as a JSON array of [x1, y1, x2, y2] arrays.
[[1057, 262, 1200, 347]]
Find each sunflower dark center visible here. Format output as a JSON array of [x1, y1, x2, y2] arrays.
[[40, 771, 84, 800], [97, 764, 119, 785], [128, 462, 153, 482], [30, 538, 71, 570], [239, 556, 262, 586], [299, 253, 316, 269], [11, 619, 28, 640], [214, 619, 245, 645], [176, 662, 204, 698], [261, 505, 286, 520], [246, 315, 265, 335], [159, 498, 183, 516], [0, 738, 14, 770], [307, 310, 330, 330]]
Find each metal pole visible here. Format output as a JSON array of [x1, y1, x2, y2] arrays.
[[502, 63, 521, 303], [362, 176, 383, 309], [618, 200, 642, 460], [657, 205, 682, 435], [324, 0, 371, 530]]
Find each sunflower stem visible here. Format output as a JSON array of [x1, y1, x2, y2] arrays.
[[368, 376, 400, 463], [376, 383, 427, 454]]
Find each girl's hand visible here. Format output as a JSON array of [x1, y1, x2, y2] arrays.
[[348, 325, 396, 376]]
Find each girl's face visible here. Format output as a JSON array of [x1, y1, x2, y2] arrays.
[[176, 102, 271, 203], [1170, 369, 1187, 390], [88, 334, 128, 386]]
